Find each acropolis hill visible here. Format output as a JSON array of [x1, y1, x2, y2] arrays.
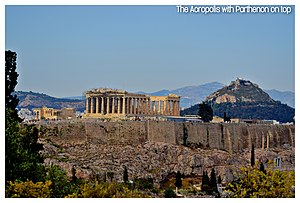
[[36, 85, 295, 187], [39, 120, 294, 185]]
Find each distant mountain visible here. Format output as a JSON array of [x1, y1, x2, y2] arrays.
[[139, 82, 224, 109], [181, 78, 295, 123], [205, 79, 274, 104], [63, 95, 85, 100], [264, 89, 294, 108], [15, 80, 294, 116], [15, 91, 85, 112]]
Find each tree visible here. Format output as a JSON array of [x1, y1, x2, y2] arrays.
[[201, 171, 210, 193], [5, 51, 46, 186], [5, 109, 46, 183], [175, 171, 182, 189], [199, 102, 213, 122], [164, 188, 176, 198], [5, 50, 19, 121], [123, 166, 128, 183], [210, 168, 218, 193], [217, 175, 222, 184], [226, 163, 295, 197], [251, 144, 255, 167], [259, 162, 266, 174], [6, 180, 52, 198]]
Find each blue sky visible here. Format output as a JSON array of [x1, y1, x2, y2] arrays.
[[5, 5, 295, 97]]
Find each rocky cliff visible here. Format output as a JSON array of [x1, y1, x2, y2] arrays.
[[39, 120, 294, 186]]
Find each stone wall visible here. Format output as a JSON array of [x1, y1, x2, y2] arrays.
[[39, 120, 295, 185], [41, 121, 294, 153]]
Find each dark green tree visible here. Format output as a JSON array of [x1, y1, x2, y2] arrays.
[[123, 166, 128, 183], [45, 165, 79, 198], [175, 171, 182, 189], [201, 171, 210, 193], [164, 188, 176, 198], [199, 102, 213, 122], [210, 168, 218, 193], [218, 175, 222, 184], [5, 109, 45, 183], [5, 51, 19, 120], [5, 51, 46, 184], [251, 144, 255, 167], [259, 162, 266, 174]]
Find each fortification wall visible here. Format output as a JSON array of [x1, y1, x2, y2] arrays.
[[41, 121, 294, 153]]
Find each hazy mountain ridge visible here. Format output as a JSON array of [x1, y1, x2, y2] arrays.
[[181, 79, 295, 123], [15, 81, 294, 112], [15, 91, 85, 112]]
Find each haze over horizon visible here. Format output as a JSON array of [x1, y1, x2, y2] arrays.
[[6, 5, 295, 98]]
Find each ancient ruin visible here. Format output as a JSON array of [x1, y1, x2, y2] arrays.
[[84, 88, 180, 118]]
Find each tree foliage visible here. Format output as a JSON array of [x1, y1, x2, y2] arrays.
[[5, 108, 46, 183], [175, 171, 182, 188], [6, 180, 52, 198], [123, 166, 129, 183], [45, 165, 81, 198], [164, 188, 176, 198], [182, 101, 294, 123], [199, 102, 213, 122], [226, 163, 295, 198], [5, 50, 19, 110], [201, 171, 210, 193], [210, 168, 218, 193], [251, 144, 255, 167], [5, 50, 46, 190]]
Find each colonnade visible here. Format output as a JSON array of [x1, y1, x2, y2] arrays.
[[85, 93, 180, 117]]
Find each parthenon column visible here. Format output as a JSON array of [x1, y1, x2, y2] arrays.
[[129, 98, 132, 114], [106, 97, 110, 114], [141, 99, 144, 115], [95, 97, 99, 114], [86, 98, 90, 114], [126, 98, 130, 114], [158, 100, 161, 114], [117, 97, 121, 114], [101, 97, 104, 114], [122, 97, 126, 115], [90, 97, 94, 114], [133, 98, 137, 114], [112, 97, 115, 114], [173, 101, 176, 115]]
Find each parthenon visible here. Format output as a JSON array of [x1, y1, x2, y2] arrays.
[[84, 88, 180, 118]]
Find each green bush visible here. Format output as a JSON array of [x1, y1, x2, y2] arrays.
[[226, 162, 295, 198], [6, 180, 52, 198], [164, 188, 176, 198]]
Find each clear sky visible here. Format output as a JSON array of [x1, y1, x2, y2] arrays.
[[5, 5, 295, 98]]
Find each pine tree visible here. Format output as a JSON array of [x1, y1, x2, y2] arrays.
[[5, 50, 20, 122], [210, 168, 218, 193], [251, 144, 255, 166], [199, 102, 213, 122], [259, 162, 266, 174], [175, 171, 182, 188], [123, 166, 128, 183], [201, 171, 210, 193], [218, 175, 222, 184]]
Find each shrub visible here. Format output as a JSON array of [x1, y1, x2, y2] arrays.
[[226, 163, 295, 198], [164, 188, 176, 198], [6, 180, 52, 198]]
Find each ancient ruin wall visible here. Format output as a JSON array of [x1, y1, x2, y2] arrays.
[[41, 121, 294, 153]]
